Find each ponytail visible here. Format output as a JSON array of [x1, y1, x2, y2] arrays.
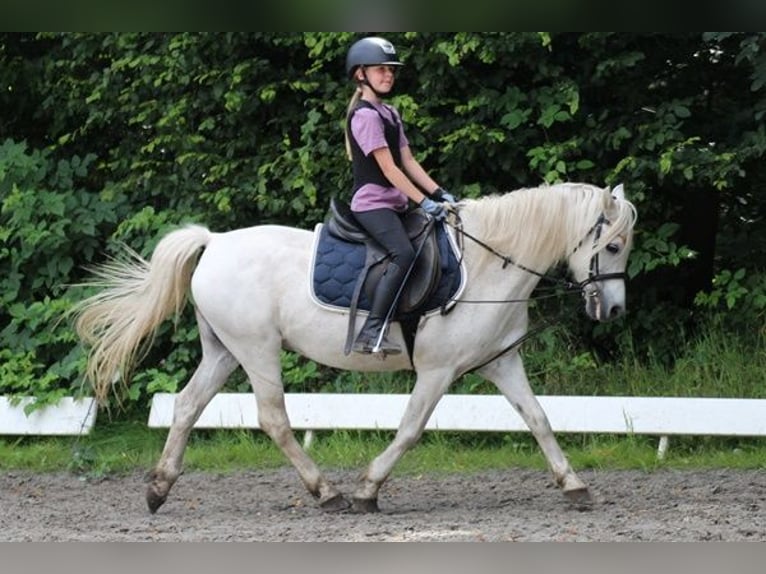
[[344, 87, 362, 161]]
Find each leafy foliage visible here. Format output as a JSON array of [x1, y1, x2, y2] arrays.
[[2, 33, 766, 407]]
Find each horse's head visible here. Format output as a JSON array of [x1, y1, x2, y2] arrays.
[[566, 183, 637, 322]]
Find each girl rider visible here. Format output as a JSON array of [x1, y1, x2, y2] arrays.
[[344, 36, 456, 355]]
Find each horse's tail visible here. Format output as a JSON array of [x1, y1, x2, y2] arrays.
[[73, 224, 212, 405]]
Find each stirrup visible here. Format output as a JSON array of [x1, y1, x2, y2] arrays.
[[352, 333, 402, 355], [351, 338, 374, 354], [370, 330, 402, 355], [371, 339, 402, 355]]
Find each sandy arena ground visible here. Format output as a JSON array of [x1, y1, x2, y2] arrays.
[[2, 467, 764, 541]]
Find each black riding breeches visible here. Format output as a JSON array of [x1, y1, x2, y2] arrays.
[[353, 208, 416, 318], [352, 208, 416, 270]]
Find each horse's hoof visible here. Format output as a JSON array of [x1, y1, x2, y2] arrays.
[[563, 487, 593, 510], [320, 493, 352, 513], [351, 497, 380, 513], [146, 488, 168, 514]]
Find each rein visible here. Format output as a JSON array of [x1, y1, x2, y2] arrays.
[[444, 208, 627, 304], [440, 207, 628, 374]]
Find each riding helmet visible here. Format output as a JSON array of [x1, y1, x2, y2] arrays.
[[345, 37, 404, 79]]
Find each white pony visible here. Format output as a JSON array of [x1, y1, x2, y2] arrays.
[[74, 182, 637, 513]]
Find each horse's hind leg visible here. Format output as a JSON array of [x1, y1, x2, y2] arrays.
[[243, 348, 350, 512], [146, 311, 238, 514], [479, 354, 591, 505]]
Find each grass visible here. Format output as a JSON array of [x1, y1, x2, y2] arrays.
[[2, 421, 766, 480]]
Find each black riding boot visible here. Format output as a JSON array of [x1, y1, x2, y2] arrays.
[[352, 262, 406, 355]]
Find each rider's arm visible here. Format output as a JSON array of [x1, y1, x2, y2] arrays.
[[371, 146, 429, 204]]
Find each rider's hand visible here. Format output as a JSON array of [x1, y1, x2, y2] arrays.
[[432, 187, 458, 205], [420, 197, 447, 221]]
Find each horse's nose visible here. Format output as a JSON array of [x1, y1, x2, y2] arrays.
[[608, 305, 624, 320]]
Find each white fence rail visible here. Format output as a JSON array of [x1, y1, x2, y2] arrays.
[[0, 397, 97, 435], [7, 393, 766, 457], [147, 392, 766, 440], [148, 393, 766, 459]]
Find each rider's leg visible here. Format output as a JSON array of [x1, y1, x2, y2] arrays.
[[352, 208, 415, 354]]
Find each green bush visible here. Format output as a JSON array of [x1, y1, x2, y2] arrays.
[[0, 139, 114, 407], [2, 33, 766, 411]]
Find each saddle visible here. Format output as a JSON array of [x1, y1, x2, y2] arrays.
[[324, 198, 442, 355]]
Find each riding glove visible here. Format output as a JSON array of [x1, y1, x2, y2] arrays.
[[420, 197, 447, 221], [431, 187, 458, 205]]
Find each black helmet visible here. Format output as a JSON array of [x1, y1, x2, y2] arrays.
[[345, 37, 404, 79]]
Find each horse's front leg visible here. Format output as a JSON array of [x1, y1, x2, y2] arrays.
[[353, 368, 453, 513], [479, 353, 591, 505]]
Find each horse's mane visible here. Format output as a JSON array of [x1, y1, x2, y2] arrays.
[[460, 183, 637, 269]]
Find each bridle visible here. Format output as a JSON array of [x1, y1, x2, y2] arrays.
[[445, 209, 627, 301], [574, 212, 629, 292], [442, 208, 629, 374]]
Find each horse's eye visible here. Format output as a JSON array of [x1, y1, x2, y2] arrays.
[[606, 243, 620, 254]]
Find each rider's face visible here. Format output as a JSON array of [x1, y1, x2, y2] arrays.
[[361, 65, 396, 93]]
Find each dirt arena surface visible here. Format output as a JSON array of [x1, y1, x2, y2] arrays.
[[1, 467, 764, 541]]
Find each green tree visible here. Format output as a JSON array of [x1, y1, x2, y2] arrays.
[[2, 33, 766, 404]]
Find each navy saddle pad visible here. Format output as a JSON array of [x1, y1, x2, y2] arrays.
[[311, 221, 463, 316]]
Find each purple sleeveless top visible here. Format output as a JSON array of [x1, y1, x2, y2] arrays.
[[349, 101, 410, 213]]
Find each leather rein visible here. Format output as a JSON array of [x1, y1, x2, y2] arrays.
[[441, 208, 628, 374], [444, 209, 627, 303]]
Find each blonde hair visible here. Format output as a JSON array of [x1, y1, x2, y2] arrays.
[[344, 86, 363, 161]]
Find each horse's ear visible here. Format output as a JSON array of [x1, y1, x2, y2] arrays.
[[611, 183, 625, 201]]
